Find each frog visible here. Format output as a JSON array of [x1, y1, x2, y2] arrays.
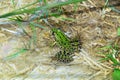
[[51, 27, 81, 52], [51, 27, 81, 63]]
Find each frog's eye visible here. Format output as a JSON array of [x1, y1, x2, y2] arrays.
[[58, 29, 61, 32]]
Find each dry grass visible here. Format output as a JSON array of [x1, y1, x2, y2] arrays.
[[0, 0, 120, 80]]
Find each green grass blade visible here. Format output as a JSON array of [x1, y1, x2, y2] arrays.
[[112, 68, 120, 80], [60, 17, 75, 21], [104, 0, 109, 7], [107, 54, 119, 66], [117, 27, 120, 36], [3, 48, 28, 60], [110, 6, 120, 13], [99, 45, 112, 50], [0, 0, 86, 18], [30, 22, 45, 29], [29, 22, 39, 46]]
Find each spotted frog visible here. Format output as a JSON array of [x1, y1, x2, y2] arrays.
[[51, 27, 81, 63]]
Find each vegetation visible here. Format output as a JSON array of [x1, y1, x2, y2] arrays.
[[0, 0, 120, 80], [99, 27, 120, 80]]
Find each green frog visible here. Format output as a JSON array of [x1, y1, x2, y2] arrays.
[[51, 28, 72, 49], [51, 27, 81, 63]]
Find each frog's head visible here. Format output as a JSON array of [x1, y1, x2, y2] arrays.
[[51, 28, 61, 35]]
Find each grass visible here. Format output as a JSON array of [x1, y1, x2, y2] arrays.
[[104, 0, 120, 13], [1, 0, 120, 79], [3, 48, 28, 60], [100, 27, 120, 66], [112, 68, 120, 80], [0, 0, 86, 18], [99, 27, 120, 80], [1, 0, 86, 60]]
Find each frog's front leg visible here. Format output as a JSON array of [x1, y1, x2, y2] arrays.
[[70, 38, 82, 52]]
